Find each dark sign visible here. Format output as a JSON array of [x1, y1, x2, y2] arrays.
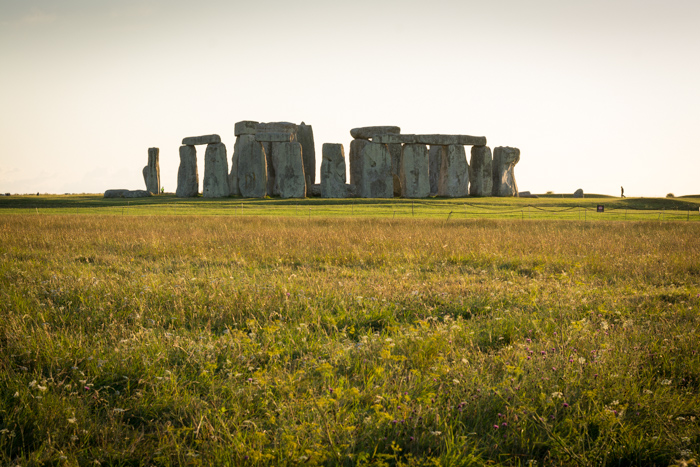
[[597, 205, 604, 213]]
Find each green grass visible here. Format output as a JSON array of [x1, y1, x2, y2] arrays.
[[0, 194, 699, 222], [1, 211, 699, 466]]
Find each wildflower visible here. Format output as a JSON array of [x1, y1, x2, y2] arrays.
[[562, 403, 569, 408], [661, 379, 672, 385], [493, 425, 499, 429], [551, 392, 563, 399], [67, 418, 77, 424], [578, 357, 586, 364]]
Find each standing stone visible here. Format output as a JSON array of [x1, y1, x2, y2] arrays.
[[388, 143, 402, 196], [492, 147, 520, 197], [428, 145, 444, 196], [142, 147, 160, 194], [361, 142, 393, 198], [573, 189, 584, 198], [349, 139, 369, 197], [203, 143, 230, 198], [275, 142, 306, 198], [320, 143, 346, 198], [176, 145, 198, 197], [438, 145, 469, 197], [400, 144, 430, 198], [237, 136, 267, 198], [229, 138, 243, 196], [469, 146, 493, 197], [257, 122, 298, 197], [297, 122, 316, 190]]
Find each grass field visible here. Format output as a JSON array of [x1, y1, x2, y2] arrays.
[[0, 194, 699, 222], [1, 196, 699, 466]]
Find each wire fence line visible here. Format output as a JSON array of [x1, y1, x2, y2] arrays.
[[13, 202, 700, 222]]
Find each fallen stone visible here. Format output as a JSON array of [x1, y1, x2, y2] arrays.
[[519, 191, 532, 197], [361, 142, 393, 198], [573, 189, 584, 198], [182, 134, 221, 145], [438, 145, 469, 197], [274, 142, 306, 198], [320, 143, 347, 198], [469, 146, 493, 197], [176, 145, 198, 197], [310, 184, 321, 197], [400, 144, 430, 198], [234, 120, 259, 136], [349, 139, 369, 197], [255, 132, 294, 143], [104, 189, 152, 198], [429, 146, 444, 197], [350, 126, 401, 140], [237, 135, 267, 198], [297, 122, 316, 190], [202, 142, 230, 198], [374, 134, 487, 146], [142, 147, 160, 194], [492, 147, 520, 197]]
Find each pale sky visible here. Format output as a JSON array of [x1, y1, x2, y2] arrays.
[[1, 0, 698, 197]]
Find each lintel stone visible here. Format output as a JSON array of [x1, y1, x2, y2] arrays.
[[234, 121, 259, 136], [350, 126, 401, 140], [373, 134, 487, 146], [182, 134, 221, 145]]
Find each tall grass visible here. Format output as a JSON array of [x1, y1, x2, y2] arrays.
[[1, 215, 699, 466]]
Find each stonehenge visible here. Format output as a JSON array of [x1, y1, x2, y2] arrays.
[[148, 122, 522, 200]]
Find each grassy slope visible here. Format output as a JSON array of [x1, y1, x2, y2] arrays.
[[1, 215, 699, 466]]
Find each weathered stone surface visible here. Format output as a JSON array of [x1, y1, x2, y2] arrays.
[[438, 145, 469, 197], [202, 143, 229, 198], [274, 142, 305, 198], [428, 145, 444, 197], [469, 145, 493, 197], [237, 136, 267, 198], [321, 143, 347, 198], [361, 142, 393, 198], [350, 126, 401, 140], [176, 145, 198, 197], [400, 144, 430, 198], [346, 184, 357, 198], [261, 141, 274, 196], [229, 138, 241, 196], [573, 189, 584, 198], [349, 139, 369, 197], [142, 147, 160, 194], [374, 134, 487, 146], [310, 184, 321, 197], [104, 189, 152, 198], [257, 122, 298, 136], [492, 147, 520, 197], [255, 132, 294, 143], [234, 120, 258, 136], [297, 122, 316, 190], [389, 143, 402, 196], [182, 134, 221, 145]]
